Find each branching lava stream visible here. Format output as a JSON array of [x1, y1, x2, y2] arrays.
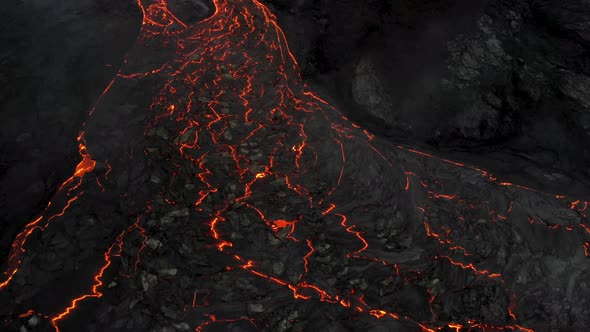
[[1, 0, 589, 331]]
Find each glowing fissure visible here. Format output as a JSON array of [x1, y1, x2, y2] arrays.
[[1, 0, 588, 331]]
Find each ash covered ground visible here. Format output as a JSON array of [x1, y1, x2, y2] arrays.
[[0, 0, 589, 331]]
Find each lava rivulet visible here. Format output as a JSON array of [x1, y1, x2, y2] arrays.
[[1, 0, 589, 331]]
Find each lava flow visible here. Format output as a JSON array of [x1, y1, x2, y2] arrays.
[[1, 0, 589, 331]]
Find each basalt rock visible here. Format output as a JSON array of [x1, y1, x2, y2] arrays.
[[271, 0, 590, 189]]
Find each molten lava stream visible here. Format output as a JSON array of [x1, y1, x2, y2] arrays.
[[1, 0, 588, 331]]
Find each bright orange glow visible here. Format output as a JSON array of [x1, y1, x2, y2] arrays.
[[5, 1, 588, 332]]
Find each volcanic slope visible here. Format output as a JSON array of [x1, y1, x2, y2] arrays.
[[1, 0, 589, 331]]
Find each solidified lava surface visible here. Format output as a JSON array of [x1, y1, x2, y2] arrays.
[[1, 0, 589, 331]]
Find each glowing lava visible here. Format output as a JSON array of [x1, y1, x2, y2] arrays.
[[1, 1, 588, 332]]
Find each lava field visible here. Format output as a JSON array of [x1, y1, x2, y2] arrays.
[[1, 0, 589, 331]]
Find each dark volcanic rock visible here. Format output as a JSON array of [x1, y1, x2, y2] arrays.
[[0, 0, 142, 263], [0, 1, 589, 332], [269, 0, 590, 195], [167, 0, 212, 25]]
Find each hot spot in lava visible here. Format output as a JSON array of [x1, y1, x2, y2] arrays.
[[1, 1, 589, 331]]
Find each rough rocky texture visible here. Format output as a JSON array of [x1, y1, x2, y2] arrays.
[[0, 0, 589, 332], [269, 0, 590, 196], [0, 0, 142, 264]]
